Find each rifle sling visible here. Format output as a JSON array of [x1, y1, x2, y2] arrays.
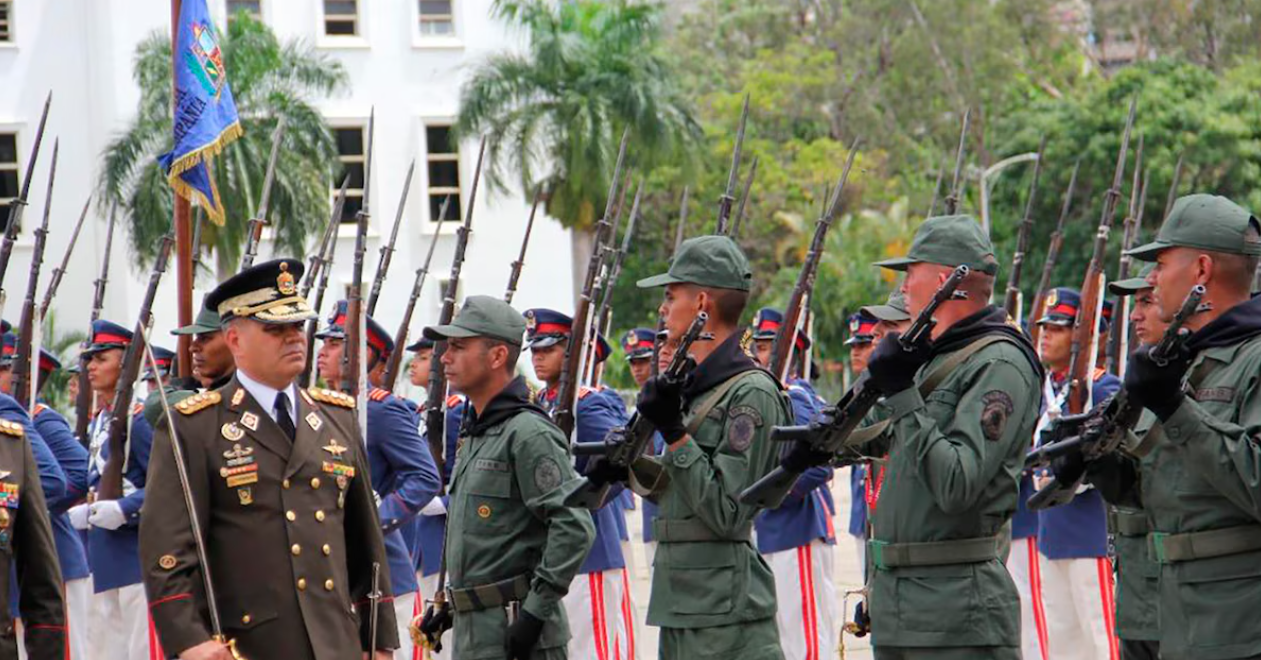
[[847, 335, 1012, 447]]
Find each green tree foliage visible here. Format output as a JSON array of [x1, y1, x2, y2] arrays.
[[99, 13, 347, 276]]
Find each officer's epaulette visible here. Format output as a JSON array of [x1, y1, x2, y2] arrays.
[[131, 402, 146, 417], [174, 391, 221, 415], [577, 386, 595, 400], [308, 387, 355, 409], [32, 403, 47, 417], [446, 394, 463, 408], [1092, 367, 1107, 382], [368, 387, 391, 402], [0, 419, 23, 438]]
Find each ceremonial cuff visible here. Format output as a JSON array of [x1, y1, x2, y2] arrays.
[[881, 387, 926, 424], [663, 438, 703, 470]]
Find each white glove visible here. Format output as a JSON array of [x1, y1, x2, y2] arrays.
[[68, 503, 91, 530], [88, 500, 128, 531], [420, 496, 446, 517]]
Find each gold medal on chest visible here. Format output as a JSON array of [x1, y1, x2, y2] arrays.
[[238, 487, 254, 506], [221, 423, 245, 442], [322, 438, 348, 457]]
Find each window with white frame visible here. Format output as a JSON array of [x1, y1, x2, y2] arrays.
[[0, 0, 13, 43], [0, 133, 18, 229], [425, 125, 461, 222], [333, 125, 366, 222], [323, 0, 359, 36], [226, 0, 261, 25], [418, 0, 454, 37]]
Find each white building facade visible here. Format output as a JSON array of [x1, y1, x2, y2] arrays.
[[0, 0, 573, 391]]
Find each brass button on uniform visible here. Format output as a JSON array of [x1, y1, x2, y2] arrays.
[[286, 511, 296, 522], [241, 614, 252, 625], [297, 578, 307, 591], [291, 544, 301, 556], [322, 544, 331, 556], [315, 510, 325, 522], [310, 477, 321, 489], [282, 479, 290, 489], [324, 579, 334, 591]]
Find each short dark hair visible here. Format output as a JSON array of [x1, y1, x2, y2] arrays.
[[701, 286, 749, 326], [1208, 249, 1258, 293], [483, 338, 520, 375]]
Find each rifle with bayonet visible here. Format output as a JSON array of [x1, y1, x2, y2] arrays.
[[300, 176, 349, 389], [769, 144, 859, 383], [943, 109, 970, 215], [367, 159, 415, 316], [580, 180, 639, 387], [1107, 134, 1147, 376], [12, 138, 58, 409], [380, 196, 447, 391], [554, 129, 629, 438], [741, 265, 971, 508], [653, 186, 689, 377], [1002, 137, 1045, 321], [715, 95, 750, 235], [425, 139, 486, 487], [594, 180, 642, 345], [339, 111, 374, 399], [1164, 151, 1184, 221], [731, 155, 759, 239], [1066, 97, 1136, 416], [98, 225, 175, 500], [0, 93, 52, 318], [39, 195, 91, 322], [1028, 160, 1081, 351], [926, 158, 945, 218], [76, 204, 117, 444], [1026, 285, 1206, 510], [239, 116, 286, 270], [503, 188, 540, 305], [564, 311, 709, 509]]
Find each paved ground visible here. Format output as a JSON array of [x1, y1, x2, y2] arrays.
[[621, 467, 873, 659]]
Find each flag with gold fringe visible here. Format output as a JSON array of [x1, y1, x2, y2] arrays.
[[160, 0, 242, 226]]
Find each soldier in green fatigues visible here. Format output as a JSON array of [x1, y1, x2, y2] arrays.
[[421, 295, 595, 660], [857, 215, 1043, 659], [1087, 194, 1261, 660], [634, 235, 793, 659]]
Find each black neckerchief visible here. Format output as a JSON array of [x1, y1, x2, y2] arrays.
[[465, 376, 553, 437], [1187, 294, 1261, 351], [930, 305, 1044, 381], [681, 331, 765, 404]]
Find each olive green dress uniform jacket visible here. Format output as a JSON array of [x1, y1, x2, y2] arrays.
[[863, 308, 1040, 650], [647, 334, 792, 647], [139, 377, 399, 659], [447, 376, 595, 660], [0, 417, 66, 660], [1104, 411, 1160, 644]]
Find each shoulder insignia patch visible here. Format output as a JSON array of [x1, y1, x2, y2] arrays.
[[175, 391, 222, 416], [32, 404, 47, 417], [309, 388, 355, 409], [0, 420, 23, 438], [980, 391, 1015, 442], [534, 457, 562, 493], [726, 405, 763, 453], [446, 394, 463, 408], [1091, 367, 1107, 381], [369, 387, 390, 402], [577, 386, 594, 400], [132, 403, 146, 417]]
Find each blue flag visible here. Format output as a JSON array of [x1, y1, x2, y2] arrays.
[[162, 0, 241, 225]]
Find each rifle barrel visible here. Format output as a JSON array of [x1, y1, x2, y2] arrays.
[[944, 109, 970, 215], [504, 188, 541, 304], [367, 159, 416, 316]]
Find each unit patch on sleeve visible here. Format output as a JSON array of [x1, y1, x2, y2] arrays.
[[726, 405, 763, 453], [980, 390, 1015, 442], [534, 457, 562, 493]]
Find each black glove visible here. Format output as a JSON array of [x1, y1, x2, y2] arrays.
[[1048, 447, 1087, 486], [584, 457, 629, 486], [504, 609, 545, 659], [1124, 343, 1192, 420], [418, 602, 453, 652], [780, 440, 835, 473], [865, 332, 933, 395], [637, 374, 688, 443]]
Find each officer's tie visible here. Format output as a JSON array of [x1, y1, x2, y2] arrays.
[[275, 391, 297, 440]]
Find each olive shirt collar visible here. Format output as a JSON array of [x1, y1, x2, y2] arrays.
[[465, 376, 551, 437]]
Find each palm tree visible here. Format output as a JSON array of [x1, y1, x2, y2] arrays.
[[99, 13, 348, 277], [456, 0, 702, 234]]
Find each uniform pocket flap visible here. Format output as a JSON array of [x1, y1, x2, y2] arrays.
[[464, 472, 512, 498], [666, 540, 737, 569]]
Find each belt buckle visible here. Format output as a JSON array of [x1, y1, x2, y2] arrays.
[[1151, 532, 1169, 564], [869, 539, 889, 571]]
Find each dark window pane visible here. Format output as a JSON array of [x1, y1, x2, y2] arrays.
[[0, 135, 15, 163], [338, 162, 365, 189], [0, 205, 9, 230], [325, 1, 357, 15], [325, 18, 356, 35], [430, 195, 460, 222], [0, 171, 18, 199], [426, 126, 453, 155], [335, 128, 363, 156], [341, 195, 363, 222], [428, 161, 459, 188], [420, 1, 451, 15]]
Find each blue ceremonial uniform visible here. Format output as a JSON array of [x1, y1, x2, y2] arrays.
[[412, 396, 464, 578], [87, 404, 153, 592], [33, 404, 90, 582], [1035, 370, 1120, 558], [756, 379, 835, 554], [4, 397, 69, 614]]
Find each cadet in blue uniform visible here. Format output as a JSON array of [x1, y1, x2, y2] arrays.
[[525, 308, 636, 660], [74, 319, 156, 660], [1030, 288, 1120, 660], [316, 300, 442, 660], [621, 329, 664, 567], [843, 311, 877, 571], [0, 338, 90, 658], [747, 308, 837, 660], [140, 345, 175, 390]]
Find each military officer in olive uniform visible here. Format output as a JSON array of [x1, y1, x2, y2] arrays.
[[419, 295, 595, 660], [170, 299, 236, 391], [1084, 195, 1261, 660], [139, 258, 398, 660], [634, 235, 794, 659], [828, 215, 1043, 659]]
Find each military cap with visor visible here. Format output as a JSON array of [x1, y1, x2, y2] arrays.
[[637, 235, 753, 291], [1109, 263, 1156, 296], [621, 328, 656, 361], [315, 300, 395, 360], [423, 295, 526, 347], [874, 214, 999, 276], [750, 307, 812, 351], [1127, 194, 1261, 261], [82, 319, 133, 357], [522, 308, 613, 363], [171, 297, 222, 336], [844, 311, 879, 346], [204, 258, 316, 325], [0, 333, 61, 374], [140, 345, 176, 381], [405, 337, 435, 353], [861, 287, 912, 323]]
